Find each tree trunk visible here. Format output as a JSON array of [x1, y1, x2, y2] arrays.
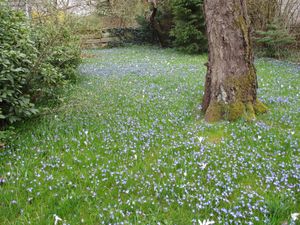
[[148, 4, 170, 47], [202, 0, 267, 122]]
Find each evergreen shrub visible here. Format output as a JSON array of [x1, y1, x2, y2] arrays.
[[255, 20, 296, 58], [170, 0, 207, 54]]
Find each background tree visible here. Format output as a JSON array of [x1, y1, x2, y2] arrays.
[[255, 19, 296, 58], [95, 0, 145, 27], [202, 0, 268, 122], [145, 0, 173, 47], [170, 0, 207, 53], [247, 0, 300, 30], [246, 0, 299, 58]]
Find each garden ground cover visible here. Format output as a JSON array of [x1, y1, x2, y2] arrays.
[[0, 46, 299, 225]]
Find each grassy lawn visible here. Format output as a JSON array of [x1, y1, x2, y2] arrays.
[[1, 46, 299, 225]]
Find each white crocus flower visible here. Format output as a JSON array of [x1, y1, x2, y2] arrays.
[[291, 213, 300, 221], [199, 162, 208, 170], [54, 214, 62, 225], [198, 219, 215, 225], [197, 136, 205, 143], [258, 135, 262, 140]]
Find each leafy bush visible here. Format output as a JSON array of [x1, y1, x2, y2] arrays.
[[32, 19, 80, 97], [255, 20, 296, 58], [170, 0, 207, 54], [0, 3, 38, 124], [0, 3, 81, 127]]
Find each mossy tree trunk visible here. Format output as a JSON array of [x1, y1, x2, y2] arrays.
[[202, 0, 267, 122]]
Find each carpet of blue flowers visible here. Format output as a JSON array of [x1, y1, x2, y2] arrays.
[[1, 46, 299, 225]]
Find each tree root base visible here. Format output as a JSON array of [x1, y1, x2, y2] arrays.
[[205, 99, 268, 122]]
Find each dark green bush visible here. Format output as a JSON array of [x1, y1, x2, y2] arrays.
[[170, 0, 207, 54], [255, 20, 296, 58], [135, 15, 158, 44], [0, 3, 81, 127], [0, 3, 38, 124], [135, 5, 173, 47]]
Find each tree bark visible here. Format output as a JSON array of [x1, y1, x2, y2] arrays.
[[202, 0, 267, 122], [148, 3, 170, 47]]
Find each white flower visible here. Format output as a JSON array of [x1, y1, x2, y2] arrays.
[[199, 162, 207, 170], [258, 135, 262, 140], [197, 136, 205, 143], [291, 213, 300, 221], [198, 219, 215, 225], [53, 214, 62, 225]]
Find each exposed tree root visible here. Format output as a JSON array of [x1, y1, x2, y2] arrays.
[[204, 99, 268, 122]]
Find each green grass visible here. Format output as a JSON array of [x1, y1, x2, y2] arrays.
[[1, 46, 299, 225]]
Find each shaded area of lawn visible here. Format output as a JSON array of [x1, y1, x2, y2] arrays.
[[1, 46, 299, 225]]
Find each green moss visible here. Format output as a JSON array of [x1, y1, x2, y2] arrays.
[[245, 102, 256, 121], [225, 101, 245, 121], [254, 99, 268, 114], [225, 101, 259, 122], [236, 15, 251, 59], [224, 71, 256, 102], [205, 99, 268, 123], [205, 101, 222, 123]]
